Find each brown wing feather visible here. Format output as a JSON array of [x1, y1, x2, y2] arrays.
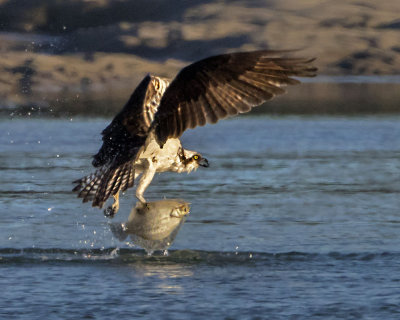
[[152, 50, 317, 145], [92, 75, 156, 168]]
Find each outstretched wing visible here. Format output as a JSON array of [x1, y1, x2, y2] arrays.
[[92, 74, 160, 168], [152, 50, 317, 146]]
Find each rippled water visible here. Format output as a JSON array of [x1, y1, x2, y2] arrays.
[[1, 116, 400, 319]]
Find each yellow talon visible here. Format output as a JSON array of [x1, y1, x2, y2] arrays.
[[104, 192, 120, 218]]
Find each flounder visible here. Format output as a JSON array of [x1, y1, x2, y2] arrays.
[[110, 199, 190, 253]]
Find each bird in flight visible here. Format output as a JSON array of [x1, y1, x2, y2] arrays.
[[73, 50, 317, 217]]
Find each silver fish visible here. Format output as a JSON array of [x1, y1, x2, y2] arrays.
[[110, 199, 190, 253]]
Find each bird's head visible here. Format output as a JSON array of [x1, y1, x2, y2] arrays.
[[183, 152, 209, 173]]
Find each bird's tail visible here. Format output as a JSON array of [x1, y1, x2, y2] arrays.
[[72, 162, 135, 208]]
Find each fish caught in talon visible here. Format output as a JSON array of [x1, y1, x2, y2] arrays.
[[110, 199, 190, 253]]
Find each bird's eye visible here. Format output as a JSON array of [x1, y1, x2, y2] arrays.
[[193, 155, 199, 160]]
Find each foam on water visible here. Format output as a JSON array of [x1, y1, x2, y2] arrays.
[[1, 247, 399, 265]]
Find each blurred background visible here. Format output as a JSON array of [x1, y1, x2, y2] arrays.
[[1, 0, 400, 116]]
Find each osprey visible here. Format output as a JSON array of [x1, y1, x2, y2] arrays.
[[73, 50, 317, 217]]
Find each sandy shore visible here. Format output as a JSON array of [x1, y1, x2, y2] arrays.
[[1, 0, 399, 113]]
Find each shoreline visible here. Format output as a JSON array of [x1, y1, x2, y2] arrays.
[[2, 81, 400, 117]]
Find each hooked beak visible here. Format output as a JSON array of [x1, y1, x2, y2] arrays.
[[199, 158, 209, 168]]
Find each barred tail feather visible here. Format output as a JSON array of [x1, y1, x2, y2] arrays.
[[124, 162, 135, 191], [72, 167, 107, 203], [72, 162, 135, 209]]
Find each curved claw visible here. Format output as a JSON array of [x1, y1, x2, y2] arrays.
[[104, 205, 117, 218], [135, 200, 150, 214], [104, 193, 120, 218], [136, 194, 150, 211], [136, 194, 147, 204]]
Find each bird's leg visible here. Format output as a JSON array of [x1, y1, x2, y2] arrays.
[[112, 192, 119, 212], [104, 192, 120, 218], [104, 171, 141, 218], [136, 160, 156, 204]]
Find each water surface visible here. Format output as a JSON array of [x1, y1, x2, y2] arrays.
[[1, 116, 400, 319]]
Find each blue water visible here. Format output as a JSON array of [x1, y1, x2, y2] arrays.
[[1, 116, 400, 319]]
